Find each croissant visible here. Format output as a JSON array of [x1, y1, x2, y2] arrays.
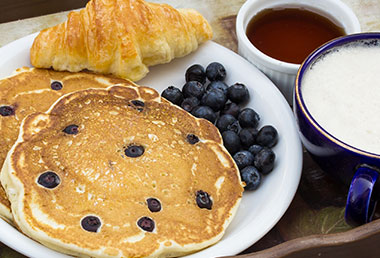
[[30, 0, 212, 81]]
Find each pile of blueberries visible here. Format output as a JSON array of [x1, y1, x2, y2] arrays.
[[161, 62, 278, 191]]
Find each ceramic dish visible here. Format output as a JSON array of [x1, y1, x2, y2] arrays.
[[294, 33, 380, 227], [236, 0, 361, 103], [0, 33, 303, 258]]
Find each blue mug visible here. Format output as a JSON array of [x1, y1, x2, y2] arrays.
[[294, 33, 380, 227]]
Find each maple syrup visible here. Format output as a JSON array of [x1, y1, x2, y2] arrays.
[[246, 8, 345, 64]]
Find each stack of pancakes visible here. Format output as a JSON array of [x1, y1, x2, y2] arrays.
[[0, 68, 133, 223], [0, 68, 243, 257]]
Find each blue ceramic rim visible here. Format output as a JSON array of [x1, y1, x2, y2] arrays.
[[295, 32, 380, 159]]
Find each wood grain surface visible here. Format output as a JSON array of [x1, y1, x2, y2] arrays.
[[0, 0, 380, 257], [0, 0, 88, 23]]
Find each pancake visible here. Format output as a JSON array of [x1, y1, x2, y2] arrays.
[[0, 186, 11, 223], [0, 67, 136, 222], [1, 85, 243, 257]]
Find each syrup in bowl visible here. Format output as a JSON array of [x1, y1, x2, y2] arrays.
[[246, 7, 346, 64]]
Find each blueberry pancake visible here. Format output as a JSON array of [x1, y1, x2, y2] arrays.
[[1, 85, 243, 257], [0, 67, 136, 223]]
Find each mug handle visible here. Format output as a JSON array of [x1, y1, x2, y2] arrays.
[[345, 166, 379, 226]]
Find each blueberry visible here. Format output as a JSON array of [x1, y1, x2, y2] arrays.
[[191, 106, 217, 124], [239, 128, 258, 148], [63, 124, 79, 135], [248, 144, 264, 156], [222, 130, 241, 155], [181, 97, 200, 112], [51, 81, 63, 90], [241, 166, 261, 190], [227, 83, 250, 104], [131, 100, 144, 111], [196, 190, 212, 210], [206, 81, 228, 95], [161, 86, 183, 105], [182, 81, 205, 99], [185, 64, 206, 84], [147, 198, 161, 212], [226, 120, 241, 134], [125, 145, 144, 158], [256, 125, 278, 147], [233, 150, 254, 170], [216, 114, 237, 133], [206, 62, 226, 81], [201, 89, 227, 111], [186, 134, 199, 144], [131, 100, 144, 107], [254, 148, 276, 174], [238, 108, 260, 128], [137, 217, 155, 232], [37, 171, 60, 189], [0, 106, 15, 116], [220, 102, 240, 118], [81, 216, 101, 233]]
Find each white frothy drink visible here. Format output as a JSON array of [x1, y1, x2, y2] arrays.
[[302, 39, 380, 154]]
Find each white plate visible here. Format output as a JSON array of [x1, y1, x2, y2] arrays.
[[0, 33, 302, 258]]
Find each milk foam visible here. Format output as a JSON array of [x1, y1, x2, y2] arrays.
[[302, 40, 380, 154]]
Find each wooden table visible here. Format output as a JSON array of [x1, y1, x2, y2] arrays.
[[1, 0, 380, 257]]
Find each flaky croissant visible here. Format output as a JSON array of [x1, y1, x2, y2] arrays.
[[30, 0, 212, 81]]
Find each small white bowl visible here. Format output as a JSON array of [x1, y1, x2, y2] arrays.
[[236, 0, 361, 103]]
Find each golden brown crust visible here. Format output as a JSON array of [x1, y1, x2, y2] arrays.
[[0, 186, 11, 223], [0, 67, 136, 222], [3, 85, 243, 258], [30, 0, 213, 81]]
